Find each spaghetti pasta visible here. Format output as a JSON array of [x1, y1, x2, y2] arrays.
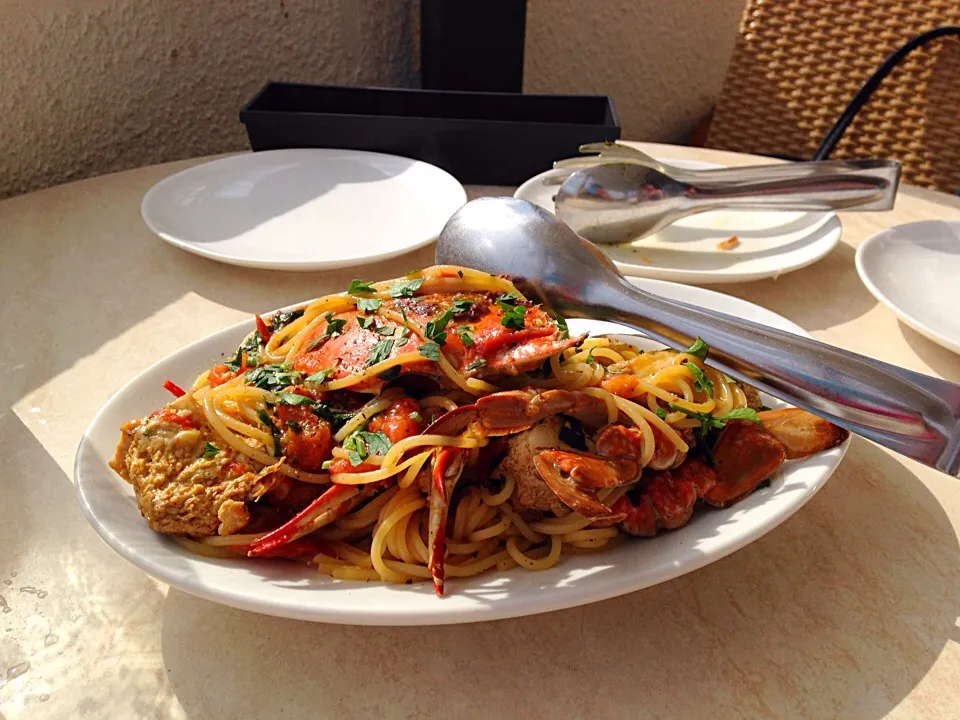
[[111, 264, 845, 598]]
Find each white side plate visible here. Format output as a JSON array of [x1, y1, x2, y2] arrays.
[[514, 159, 842, 284], [856, 219, 960, 355], [75, 279, 848, 625], [141, 149, 467, 271]]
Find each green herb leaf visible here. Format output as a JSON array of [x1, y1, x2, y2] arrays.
[[554, 313, 569, 340], [418, 341, 441, 361], [348, 279, 377, 294], [342, 433, 368, 467], [321, 459, 333, 470], [408, 411, 422, 422], [424, 308, 455, 343], [395, 336, 409, 347], [715, 407, 762, 424], [224, 347, 245, 372], [685, 336, 709, 361], [357, 316, 375, 330], [304, 368, 333, 384], [585, 349, 596, 366], [286, 420, 302, 433], [452, 298, 474, 313], [456, 325, 475, 347], [357, 430, 392, 457], [466, 358, 487, 371], [457, 269, 464, 278], [497, 292, 521, 304], [256, 409, 282, 454], [668, 403, 726, 436], [374, 325, 395, 336], [499, 304, 527, 330], [387, 277, 425, 298], [277, 392, 314, 406], [366, 338, 394, 366], [245, 364, 303, 392], [683, 361, 714, 398], [655, 407, 667, 420], [270, 308, 305, 332], [202, 442, 220, 459], [356, 297, 382, 313], [322, 312, 347, 338], [311, 403, 354, 430]]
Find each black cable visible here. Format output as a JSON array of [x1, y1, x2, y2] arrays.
[[813, 25, 960, 161]]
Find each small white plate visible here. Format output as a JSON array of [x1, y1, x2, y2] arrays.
[[856, 220, 960, 355], [141, 149, 467, 271], [75, 279, 848, 625], [514, 159, 842, 284]]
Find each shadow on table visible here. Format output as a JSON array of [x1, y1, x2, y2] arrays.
[[898, 322, 960, 384], [160, 440, 960, 720]]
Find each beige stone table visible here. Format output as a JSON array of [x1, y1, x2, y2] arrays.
[[2, 143, 960, 720]]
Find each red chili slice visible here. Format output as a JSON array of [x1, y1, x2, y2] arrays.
[[162, 380, 187, 398]]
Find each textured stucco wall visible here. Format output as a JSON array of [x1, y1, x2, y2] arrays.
[[0, 0, 419, 198], [0, 0, 744, 198]]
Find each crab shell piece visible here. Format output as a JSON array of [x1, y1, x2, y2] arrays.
[[533, 450, 637, 522], [427, 447, 468, 597]]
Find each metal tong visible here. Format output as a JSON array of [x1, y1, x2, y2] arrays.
[[548, 143, 901, 244]]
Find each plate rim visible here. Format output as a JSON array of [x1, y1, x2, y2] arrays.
[[140, 148, 468, 271], [74, 278, 849, 625], [855, 219, 960, 354], [513, 159, 842, 284]]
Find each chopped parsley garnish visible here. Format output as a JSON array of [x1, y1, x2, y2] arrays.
[[277, 392, 314, 406], [386, 277, 425, 298], [497, 292, 521, 304], [342, 430, 393, 466], [374, 325, 395, 336], [356, 297, 382, 313], [357, 316, 375, 330], [655, 407, 668, 420], [418, 341, 441, 361], [683, 362, 714, 398], [270, 308, 305, 331], [499, 304, 527, 330], [466, 358, 487, 371], [256, 409, 281, 454], [554, 313, 570, 340], [202, 442, 220, 459], [408, 411, 422, 422], [456, 325, 475, 347], [348, 279, 377, 294], [366, 338, 394, 366], [395, 336, 409, 347], [452, 298, 474, 313], [224, 347, 245, 372], [322, 312, 347, 337], [304, 368, 333, 384], [424, 308, 455, 344], [286, 420, 302, 433], [585, 349, 596, 366], [457, 270, 464, 278], [246, 364, 303, 392], [685, 336, 709, 361], [311, 403, 354, 429], [668, 404, 760, 436]]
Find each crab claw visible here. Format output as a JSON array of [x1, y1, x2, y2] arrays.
[[475, 389, 609, 436], [248, 481, 387, 557], [533, 449, 638, 521], [423, 405, 479, 436], [427, 447, 467, 596]]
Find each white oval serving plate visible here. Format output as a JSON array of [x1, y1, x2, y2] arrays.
[[514, 159, 842, 285], [856, 219, 960, 355], [75, 278, 848, 625], [141, 149, 467, 271]]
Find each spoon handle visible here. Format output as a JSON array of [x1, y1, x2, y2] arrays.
[[689, 159, 901, 212], [592, 279, 960, 476]]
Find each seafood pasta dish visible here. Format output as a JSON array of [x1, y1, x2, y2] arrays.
[[111, 266, 847, 596]]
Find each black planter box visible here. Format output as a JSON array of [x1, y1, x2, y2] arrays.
[[240, 82, 620, 186]]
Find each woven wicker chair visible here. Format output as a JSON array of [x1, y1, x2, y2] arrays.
[[705, 0, 960, 193]]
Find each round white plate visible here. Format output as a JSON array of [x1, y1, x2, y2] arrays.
[[141, 149, 467, 271], [75, 279, 848, 625], [856, 220, 960, 355], [514, 159, 842, 284]]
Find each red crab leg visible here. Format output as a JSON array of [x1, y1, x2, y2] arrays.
[[248, 482, 385, 557], [427, 447, 467, 597]]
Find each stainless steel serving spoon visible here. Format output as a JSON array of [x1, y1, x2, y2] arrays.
[[554, 159, 901, 244], [436, 196, 960, 477]]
